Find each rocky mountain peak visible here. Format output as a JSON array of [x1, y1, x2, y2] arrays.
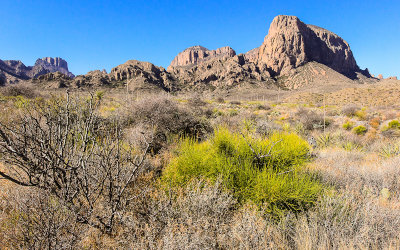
[[257, 15, 362, 78], [33, 57, 74, 78]]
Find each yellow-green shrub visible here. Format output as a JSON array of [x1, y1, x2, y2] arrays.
[[353, 125, 367, 135], [161, 127, 324, 216], [342, 121, 354, 130]]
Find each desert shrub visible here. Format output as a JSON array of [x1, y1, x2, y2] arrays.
[[128, 96, 211, 153], [0, 187, 84, 249], [388, 119, 400, 129], [353, 125, 367, 135], [0, 84, 38, 99], [162, 127, 323, 216], [256, 121, 282, 137], [228, 109, 239, 116], [342, 121, 354, 130], [230, 100, 241, 105], [256, 104, 271, 110], [0, 94, 149, 234], [369, 117, 381, 129], [188, 96, 207, 106], [216, 97, 225, 103], [295, 108, 330, 131], [355, 109, 367, 120], [342, 104, 360, 117]]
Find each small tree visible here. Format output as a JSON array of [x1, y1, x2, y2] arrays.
[[0, 93, 149, 234]]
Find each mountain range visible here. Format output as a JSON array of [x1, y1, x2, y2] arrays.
[[1, 15, 397, 90]]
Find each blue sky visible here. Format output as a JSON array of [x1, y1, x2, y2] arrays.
[[1, 0, 399, 77]]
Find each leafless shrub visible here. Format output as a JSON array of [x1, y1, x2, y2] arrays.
[[216, 97, 225, 103], [128, 96, 211, 153], [256, 120, 282, 137], [0, 84, 39, 99], [0, 187, 84, 249], [292, 194, 400, 249], [0, 93, 149, 234], [342, 104, 360, 117], [230, 100, 241, 105], [187, 96, 207, 107], [295, 107, 330, 131]]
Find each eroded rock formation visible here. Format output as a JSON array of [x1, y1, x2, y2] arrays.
[[168, 46, 236, 69], [257, 15, 362, 78]]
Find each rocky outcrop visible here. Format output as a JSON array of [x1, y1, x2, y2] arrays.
[[31, 72, 72, 88], [168, 54, 271, 88], [257, 15, 362, 78], [168, 46, 236, 69], [244, 47, 259, 63], [73, 70, 110, 87], [110, 60, 175, 91], [0, 57, 74, 84]]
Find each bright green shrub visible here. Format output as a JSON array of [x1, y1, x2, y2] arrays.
[[342, 121, 354, 130], [353, 125, 367, 135], [388, 120, 400, 129], [162, 127, 324, 216]]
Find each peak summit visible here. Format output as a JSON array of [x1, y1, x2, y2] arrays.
[[257, 15, 360, 78]]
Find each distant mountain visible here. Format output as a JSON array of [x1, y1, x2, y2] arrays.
[[0, 57, 74, 85]]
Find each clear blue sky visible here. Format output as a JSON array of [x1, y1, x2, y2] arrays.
[[1, 0, 399, 77]]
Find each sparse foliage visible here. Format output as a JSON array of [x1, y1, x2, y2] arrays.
[[0, 93, 149, 234]]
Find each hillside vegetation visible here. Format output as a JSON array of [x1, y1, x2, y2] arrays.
[[0, 86, 399, 249]]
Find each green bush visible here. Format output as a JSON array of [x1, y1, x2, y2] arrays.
[[353, 125, 367, 135], [388, 120, 400, 129], [342, 121, 355, 130], [161, 128, 324, 216]]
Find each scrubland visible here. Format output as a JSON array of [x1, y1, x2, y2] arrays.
[[0, 84, 400, 249]]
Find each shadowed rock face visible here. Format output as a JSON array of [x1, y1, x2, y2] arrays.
[[257, 15, 362, 78], [32, 57, 75, 78], [0, 57, 74, 84], [168, 46, 236, 69]]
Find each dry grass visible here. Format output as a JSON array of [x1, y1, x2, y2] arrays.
[[1, 88, 400, 248]]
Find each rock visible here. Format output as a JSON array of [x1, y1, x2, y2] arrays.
[[387, 76, 397, 80], [73, 70, 111, 87], [168, 54, 271, 88], [257, 15, 362, 78], [31, 72, 72, 88], [168, 46, 236, 69], [110, 60, 175, 91], [378, 74, 383, 79], [244, 47, 259, 63]]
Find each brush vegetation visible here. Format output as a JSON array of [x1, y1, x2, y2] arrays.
[[162, 127, 323, 216]]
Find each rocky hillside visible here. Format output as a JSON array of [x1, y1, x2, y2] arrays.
[[0, 57, 74, 85]]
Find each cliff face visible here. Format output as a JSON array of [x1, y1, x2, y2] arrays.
[[31, 57, 75, 78], [257, 15, 362, 78]]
